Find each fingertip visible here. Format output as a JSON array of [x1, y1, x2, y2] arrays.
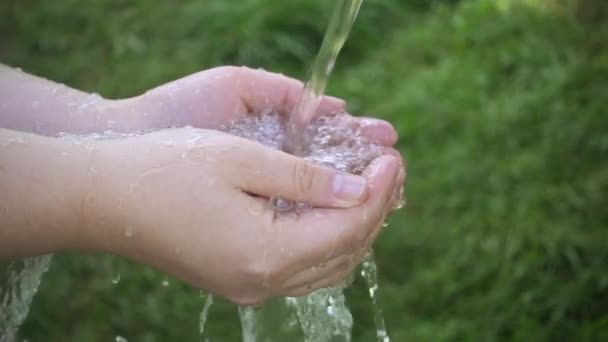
[[364, 155, 399, 190], [316, 95, 346, 115], [358, 118, 398, 146]]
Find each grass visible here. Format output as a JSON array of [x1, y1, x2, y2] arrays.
[[1, 0, 607, 341]]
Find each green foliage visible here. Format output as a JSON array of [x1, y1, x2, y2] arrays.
[[1, 0, 606, 341]]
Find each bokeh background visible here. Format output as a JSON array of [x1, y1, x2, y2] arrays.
[[1, 0, 607, 341]]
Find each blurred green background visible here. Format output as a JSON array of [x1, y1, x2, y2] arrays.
[[1, 0, 607, 341]]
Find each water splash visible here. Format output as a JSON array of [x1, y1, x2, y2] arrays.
[[0, 256, 52, 342]]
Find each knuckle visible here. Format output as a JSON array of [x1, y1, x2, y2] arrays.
[[292, 160, 316, 198]]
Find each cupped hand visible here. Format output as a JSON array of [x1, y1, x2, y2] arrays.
[[133, 66, 398, 147], [81, 127, 403, 304]]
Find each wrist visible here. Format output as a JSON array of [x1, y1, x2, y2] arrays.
[[0, 130, 95, 258], [99, 96, 156, 133]]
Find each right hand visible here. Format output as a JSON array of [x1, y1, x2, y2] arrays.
[[79, 127, 403, 305]]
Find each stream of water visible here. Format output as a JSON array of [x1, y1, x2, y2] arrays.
[[0, 256, 52, 342], [286, 0, 364, 156]]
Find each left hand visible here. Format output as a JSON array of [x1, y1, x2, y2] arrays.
[[129, 66, 398, 147]]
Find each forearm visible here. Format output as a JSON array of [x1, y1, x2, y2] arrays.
[[0, 64, 146, 135], [0, 128, 91, 259]]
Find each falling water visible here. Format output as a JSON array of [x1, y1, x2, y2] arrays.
[[286, 0, 364, 156], [198, 291, 214, 341], [0, 256, 52, 342], [361, 253, 390, 342]]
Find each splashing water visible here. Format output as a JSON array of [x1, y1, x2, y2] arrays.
[[0, 256, 52, 342]]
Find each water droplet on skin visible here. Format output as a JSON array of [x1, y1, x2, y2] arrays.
[[1, 137, 26, 148], [270, 197, 294, 212], [124, 227, 133, 238], [111, 273, 121, 285], [393, 195, 406, 210], [247, 200, 266, 217]]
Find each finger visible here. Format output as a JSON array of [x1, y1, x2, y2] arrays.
[[356, 117, 398, 146], [227, 138, 369, 208], [273, 155, 400, 270], [236, 66, 345, 116], [280, 254, 353, 290]]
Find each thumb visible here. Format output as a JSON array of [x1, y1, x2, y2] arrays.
[[227, 141, 368, 208]]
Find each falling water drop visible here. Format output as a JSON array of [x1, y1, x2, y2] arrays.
[[111, 273, 121, 285], [199, 292, 214, 341], [238, 306, 258, 342], [360, 253, 390, 342], [115, 336, 128, 342], [393, 186, 406, 210], [124, 227, 133, 238]]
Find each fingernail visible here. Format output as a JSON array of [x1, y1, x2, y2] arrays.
[[332, 174, 367, 205]]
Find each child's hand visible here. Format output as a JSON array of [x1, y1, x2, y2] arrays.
[[80, 127, 403, 304]]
